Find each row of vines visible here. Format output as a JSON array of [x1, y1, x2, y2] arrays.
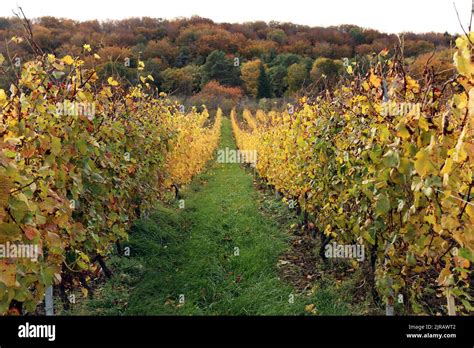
[[232, 35, 474, 314], [0, 43, 221, 314]]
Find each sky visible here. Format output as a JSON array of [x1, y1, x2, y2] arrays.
[[0, 0, 472, 34]]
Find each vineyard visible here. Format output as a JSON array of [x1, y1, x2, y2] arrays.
[[0, 46, 221, 314], [0, 25, 473, 317], [232, 35, 474, 314]]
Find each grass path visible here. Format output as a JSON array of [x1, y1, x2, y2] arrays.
[[126, 117, 302, 315], [75, 117, 366, 315]]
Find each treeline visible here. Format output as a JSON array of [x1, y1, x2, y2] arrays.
[[0, 15, 455, 100]]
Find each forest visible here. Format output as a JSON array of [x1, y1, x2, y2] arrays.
[[0, 16, 455, 111]]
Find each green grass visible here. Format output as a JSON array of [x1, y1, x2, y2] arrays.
[[72, 117, 369, 316]]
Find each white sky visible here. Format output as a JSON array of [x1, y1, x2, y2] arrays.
[[0, 0, 472, 34]]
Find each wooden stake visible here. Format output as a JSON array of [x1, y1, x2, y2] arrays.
[[44, 286, 54, 316], [447, 293, 456, 316]]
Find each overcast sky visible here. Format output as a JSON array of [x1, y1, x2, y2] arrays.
[[0, 0, 472, 34]]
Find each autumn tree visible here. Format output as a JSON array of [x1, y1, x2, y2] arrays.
[[408, 48, 454, 81], [267, 28, 287, 44], [191, 80, 243, 113], [161, 65, 202, 94], [241, 59, 261, 97], [286, 62, 308, 93], [241, 40, 278, 59], [403, 39, 435, 57], [143, 38, 179, 66], [310, 57, 344, 86]]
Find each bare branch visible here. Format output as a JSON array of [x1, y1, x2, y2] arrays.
[[453, 2, 472, 45]]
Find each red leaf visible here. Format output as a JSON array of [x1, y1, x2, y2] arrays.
[[24, 226, 38, 240]]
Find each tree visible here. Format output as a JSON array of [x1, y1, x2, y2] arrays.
[[175, 47, 192, 67], [286, 39, 313, 56], [241, 40, 278, 59], [286, 63, 308, 93], [201, 50, 241, 87], [404, 40, 435, 57], [191, 80, 244, 113], [312, 42, 332, 58], [349, 27, 366, 45], [241, 59, 261, 97], [310, 57, 344, 86], [199, 80, 243, 101], [268, 65, 288, 97], [270, 53, 303, 68], [408, 48, 453, 81], [266, 53, 304, 97], [143, 39, 179, 66], [97, 46, 132, 62], [257, 63, 272, 98], [160, 65, 201, 95], [267, 28, 287, 44]]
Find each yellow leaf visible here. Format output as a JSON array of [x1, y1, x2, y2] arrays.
[[406, 76, 420, 92], [398, 157, 411, 175], [414, 149, 436, 177], [51, 136, 61, 156], [107, 77, 119, 86], [466, 205, 474, 224], [0, 54, 4, 65], [441, 215, 460, 231], [419, 117, 430, 131], [396, 123, 410, 139], [81, 287, 89, 298], [0, 89, 7, 105], [379, 125, 390, 142], [369, 73, 381, 88], [11, 36, 23, 44], [424, 214, 437, 226], [453, 126, 467, 163], [83, 44, 91, 52], [305, 303, 316, 313], [346, 65, 353, 74], [440, 158, 453, 175], [362, 81, 370, 91], [94, 53, 101, 60], [62, 55, 74, 65]]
